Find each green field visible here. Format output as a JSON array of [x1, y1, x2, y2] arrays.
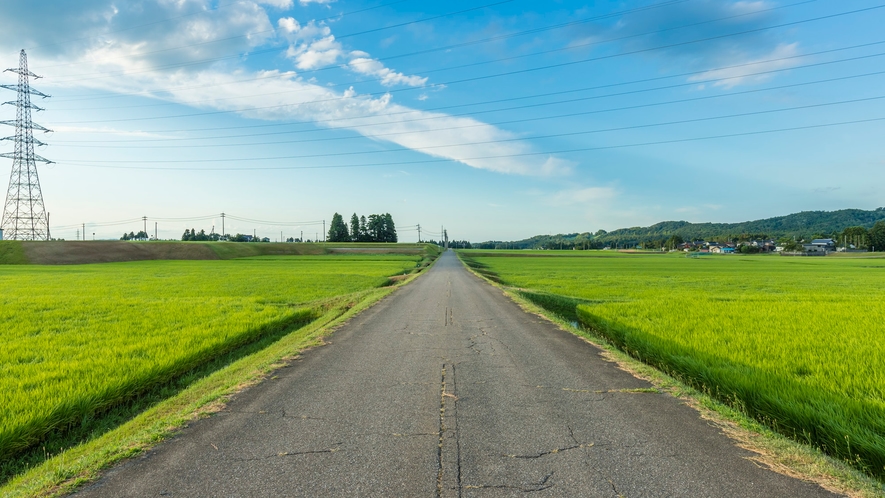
[[0, 253, 424, 462], [460, 250, 885, 478]]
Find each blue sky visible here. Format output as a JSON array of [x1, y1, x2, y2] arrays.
[[1, 0, 883, 241]]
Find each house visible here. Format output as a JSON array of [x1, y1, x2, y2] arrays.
[[803, 238, 836, 253]]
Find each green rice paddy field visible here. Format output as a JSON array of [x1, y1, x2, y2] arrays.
[[0, 254, 421, 461], [461, 250, 885, 478]]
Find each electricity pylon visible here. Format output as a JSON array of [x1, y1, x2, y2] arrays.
[[1, 49, 53, 241]]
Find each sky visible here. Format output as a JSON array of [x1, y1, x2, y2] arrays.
[[0, 0, 883, 242]]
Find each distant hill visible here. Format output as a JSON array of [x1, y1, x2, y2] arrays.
[[476, 208, 885, 249]]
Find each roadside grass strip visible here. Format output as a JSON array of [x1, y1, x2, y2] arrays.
[[460, 251, 885, 480], [0, 255, 420, 466]]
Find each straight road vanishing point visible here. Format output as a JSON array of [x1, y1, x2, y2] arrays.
[[74, 251, 837, 497]]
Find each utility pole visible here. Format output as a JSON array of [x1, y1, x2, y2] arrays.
[[444, 228, 448, 250], [417, 224, 421, 243], [76, 229, 79, 241], [221, 212, 225, 236], [82, 223, 85, 240], [323, 220, 326, 242], [1, 50, 53, 240], [154, 222, 157, 240], [143, 216, 147, 236], [300, 230, 303, 242]]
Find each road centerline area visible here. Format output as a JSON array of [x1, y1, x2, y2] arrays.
[[73, 251, 838, 497]]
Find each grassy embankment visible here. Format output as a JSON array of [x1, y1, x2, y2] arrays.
[[1, 243, 440, 494], [459, 250, 885, 481]]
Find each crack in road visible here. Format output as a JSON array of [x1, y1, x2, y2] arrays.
[[437, 363, 462, 497], [504, 442, 594, 459], [437, 364, 447, 498], [464, 471, 555, 493], [231, 445, 342, 462]]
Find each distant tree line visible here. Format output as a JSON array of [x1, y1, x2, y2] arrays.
[[475, 217, 885, 252], [327, 212, 397, 242], [120, 231, 149, 241], [181, 228, 221, 241]]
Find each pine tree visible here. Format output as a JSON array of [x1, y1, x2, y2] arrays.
[[350, 213, 360, 242], [328, 212, 350, 242], [383, 213, 397, 242], [359, 215, 368, 242], [869, 221, 885, 251]]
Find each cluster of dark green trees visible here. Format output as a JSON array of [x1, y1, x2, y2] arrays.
[[838, 222, 885, 250], [327, 212, 397, 243], [181, 229, 221, 241], [120, 231, 149, 241]]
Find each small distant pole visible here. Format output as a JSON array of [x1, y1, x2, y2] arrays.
[[155, 222, 158, 240], [417, 224, 421, 243], [76, 229, 79, 241], [82, 223, 85, 240], [301, 230, 303, 242], [323, 220, 326, 242], [143, 216, 147, 235], [221, 212, 225, 236], [280, 230, 283, 242]]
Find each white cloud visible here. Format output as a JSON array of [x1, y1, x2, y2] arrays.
[[348, 58, 427, 87], [287, 35, 344, 69], [257, 0, 294, 8], [299, 0, 336, 4], [278, 17, 427, 86], [688, 43, 800, 88]]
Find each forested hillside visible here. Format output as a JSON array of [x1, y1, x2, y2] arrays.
[[475, 208, 885, 249]]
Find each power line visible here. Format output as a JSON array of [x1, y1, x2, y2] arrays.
[[46, 4, 885, 126], [53, 67, 885, 149], [44, 0, 690, 92], [49, 39, 885, 141], [62, 93, 885, 160], [40, 0, 519, 83], [29, 0, 418, 54], [45, 0, 826, 111], [47, 0, 813, 113], [59, 115, 885, 171]]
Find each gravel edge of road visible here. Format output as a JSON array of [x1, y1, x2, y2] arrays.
[[453, 251, 885, 498]]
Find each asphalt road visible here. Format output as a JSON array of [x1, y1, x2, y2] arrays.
[[74, 250, 838, 497]]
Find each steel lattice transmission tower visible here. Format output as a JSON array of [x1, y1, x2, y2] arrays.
[[1, 49, 53, 241]]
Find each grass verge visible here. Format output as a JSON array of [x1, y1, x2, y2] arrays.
[[456, 251, 885, 497], [0, 256, 438, 497], [0, 241, 27, 265]]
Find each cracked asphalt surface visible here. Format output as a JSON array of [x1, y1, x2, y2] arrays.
[[73, 251, 839, 497]]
